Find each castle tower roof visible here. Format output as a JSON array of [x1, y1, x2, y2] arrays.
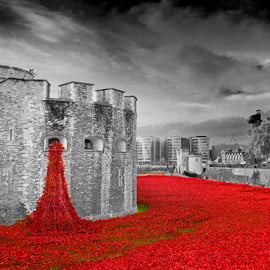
[[0, 65, 34, 80]]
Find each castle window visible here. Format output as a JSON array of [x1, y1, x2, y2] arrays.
[[48, 138, 59, 146], [9, 129, 13, 141], [118, 168, 123, 186], [85, 137, 104, 151], [44, 136, 67, 151], [85, 139, 93, 150], [115, 139, 126, 153]]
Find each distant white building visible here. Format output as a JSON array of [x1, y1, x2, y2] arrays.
[[176, 149, 189, 174], [137, 137, 152, 165], [221, 149, 246, 164], [177, 149, 203, 175], [188, 155, 203, 175]]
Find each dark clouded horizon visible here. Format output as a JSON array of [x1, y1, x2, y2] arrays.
[[1, 0, 270, 145]]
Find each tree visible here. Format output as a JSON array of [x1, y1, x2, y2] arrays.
[[261, 134, 270, 161], [249, 121, 270, 162]]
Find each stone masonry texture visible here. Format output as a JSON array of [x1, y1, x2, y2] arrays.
[[0, 66, 137, 224]]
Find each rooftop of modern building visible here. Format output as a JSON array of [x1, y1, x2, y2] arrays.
[[221, 148, 245, 153], [137, 136, 155, 140], [191, 135, 209, 138]]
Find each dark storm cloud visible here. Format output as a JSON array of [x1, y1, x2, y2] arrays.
[[217, 87, 270, 100], [24, 0, 160, 18], [173, 44, 270, 101], [218, 87, 247, 97], [173, 0, 270, 23], [0, 3, 17, 24], [179, 45, 239, 77], [21, 0, 270, 23], [0, 1, 27, 31], [138, 116, 249, 145]]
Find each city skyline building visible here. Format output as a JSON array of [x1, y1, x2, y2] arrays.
[[176, 149, 203, 175], [137, 135, 212, 166], [164, 136, 190, 165], [221, 148, 246, 164], [137, 136, 165, 165], [137, 137, 152, 165], [190, 136, 210, 164], [152, 137, 164, 165], [211, 143, 242, 161]]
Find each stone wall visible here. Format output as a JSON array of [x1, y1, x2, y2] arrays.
[[206, 167, 270, 187], [0, 78, 50, 224], [57, 83, 137, 220], [124, 98, 137, 210]]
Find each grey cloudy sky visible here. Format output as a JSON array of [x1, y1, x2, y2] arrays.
[[1, 0, 270, 145]]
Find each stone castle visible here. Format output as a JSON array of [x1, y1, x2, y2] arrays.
[[0, 65, 137, 224]]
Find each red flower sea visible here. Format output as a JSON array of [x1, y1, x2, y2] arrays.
[[1, 143, 270, 269]]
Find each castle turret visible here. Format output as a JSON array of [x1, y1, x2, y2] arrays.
[[95, 88, 125, 109], [0, 65, 34, 81], [124, 96, 137, 113], [58, 82, 95, 103], [0, 73, 51, 223]]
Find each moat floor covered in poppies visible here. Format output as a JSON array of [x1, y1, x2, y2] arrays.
[[2, 175, 270, 269]]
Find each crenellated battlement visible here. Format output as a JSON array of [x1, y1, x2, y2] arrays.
[[58, 81, 95, 103], [0, 77, 51, 99], [124, 96, 137, 113], [95, 88, 125, 109]]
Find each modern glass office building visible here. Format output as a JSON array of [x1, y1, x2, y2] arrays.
[[190, 136, 210, 164], [137, 137, 164, 165], [164, 136, 190, 165], [137, 137, 153, 165]]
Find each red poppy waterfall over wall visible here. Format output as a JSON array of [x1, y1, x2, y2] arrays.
[[26, 142, 83, 233]]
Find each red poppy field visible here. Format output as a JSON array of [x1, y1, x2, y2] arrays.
[[2, 174, 270, 269]]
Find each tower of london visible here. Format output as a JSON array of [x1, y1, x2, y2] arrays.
[[0, 65, 137, 224]]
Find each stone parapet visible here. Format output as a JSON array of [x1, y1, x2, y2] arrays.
[[58, 82, 95, 103], [0, 65, 34, 80], [124, 96, 137, 113], [96, 88, 125, 109]]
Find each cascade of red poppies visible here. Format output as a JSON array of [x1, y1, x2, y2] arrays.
[[27, 142, 83, 233]]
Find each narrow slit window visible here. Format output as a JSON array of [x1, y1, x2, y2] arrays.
[[118, 168, 123, 187], [9, 129, 13, 141]]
